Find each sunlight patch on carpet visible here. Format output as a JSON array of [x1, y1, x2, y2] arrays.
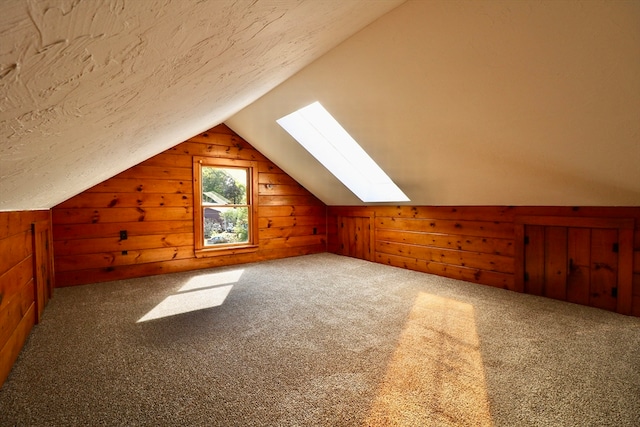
[[136, 269, 244, 322], [365, 292, 493, 426]]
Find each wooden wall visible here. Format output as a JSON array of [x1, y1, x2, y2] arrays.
[[328, 206, 640, 316], [0, 210, 53, 386], [52, 125, 326, 286]]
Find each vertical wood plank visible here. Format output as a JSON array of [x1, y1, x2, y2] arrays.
[[590, 228, 618, 311], [524, 225, 545, 296], [339, 216, 349, 257], [338, 217, 346, 256], [32, 221, 53, 324], [362, 217, 372, 261], [355, 217, 364, 260], [617, 227, 634, 315], [567, 227, 590, 305], [347, 217, 357, 257], [513, 223, 525, 293], [544, 226, 568, 301]]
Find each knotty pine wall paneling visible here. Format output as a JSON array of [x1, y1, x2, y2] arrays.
[[328, 206, 640, 316], [0, 210, 52, 387], [52, 125, 326, 287]]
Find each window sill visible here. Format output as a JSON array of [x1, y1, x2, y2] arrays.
[[194, 244, 259, 258]]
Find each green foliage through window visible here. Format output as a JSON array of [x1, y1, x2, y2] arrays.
[[201, 167, 247, 204], [202, 167, 249, 246]]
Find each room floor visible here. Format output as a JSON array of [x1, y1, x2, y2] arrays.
[[1, 253, 639, 426]]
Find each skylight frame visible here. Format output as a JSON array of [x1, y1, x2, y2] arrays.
[[276, 102, 409, 203]]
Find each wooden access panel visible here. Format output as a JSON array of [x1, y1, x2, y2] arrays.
[[337, 212, 374, 262], [516, 216, 634, 315], [32, 220, 54, 323]]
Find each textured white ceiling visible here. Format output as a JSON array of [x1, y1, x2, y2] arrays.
[[0, 0, 403, 211], [228, 0, 640, 206]]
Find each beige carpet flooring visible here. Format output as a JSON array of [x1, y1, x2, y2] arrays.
[[0, 253, 639, 426]]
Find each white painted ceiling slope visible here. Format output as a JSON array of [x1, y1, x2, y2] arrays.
[[227, 0, 640, 206], [0, 0, 404, 211]]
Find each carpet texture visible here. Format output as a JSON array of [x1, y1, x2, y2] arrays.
[[1, 253, 638, 426]]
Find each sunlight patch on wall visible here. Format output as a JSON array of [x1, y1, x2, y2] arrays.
[[137, 269, 244, 323], [365, 293, 493, 426], [277, 102, 409, 203]]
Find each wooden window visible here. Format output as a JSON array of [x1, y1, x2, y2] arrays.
[[193, 157, 259, 257]]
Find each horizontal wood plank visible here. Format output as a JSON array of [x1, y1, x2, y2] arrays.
[[258, 161, 285, 174], [259, 195, 323, 206], [113, 165, 192, 181], [0, 303, 35, 387], [0, 257, 33, 313], [56, 193, 192, 209], [258, 184, 311, 196], [259, 206, 325, 218], [52, 207, 193, 224], [376, 217, 514, 239], [187, 133, 254, 148], [259, 225, 326, 240], [260, 235, 326, 249], [376, 229, 514, 256], [194, 124, 236, 136], [376, 252, 513, 289], [54, 233, 194, 256], [259, 216, 326, 229], [56, 245, 326, 287], [258, 173, 300, 186], [0, 281, 34, 352], [86, 178, 192, 194], [376, 241, 514, 274], [0, 232, 32, 278], [0, 211, 48, 240], [167, 142, 267, 162], [139, 153, 192, 168], [357, 206, 516, 222], [53, 221, 194, 240], [55, 246, 195, 272]]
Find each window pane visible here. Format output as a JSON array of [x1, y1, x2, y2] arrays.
[[201, 167, 247, 205], [203, 206, 249, 246]]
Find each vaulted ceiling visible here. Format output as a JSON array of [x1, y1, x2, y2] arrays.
[[1, 0, 639, 211], [0, 0, 403, 211], [228, 0, 640, 206]]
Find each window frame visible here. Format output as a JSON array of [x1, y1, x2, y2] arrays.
[[193, 156, 259, 258]]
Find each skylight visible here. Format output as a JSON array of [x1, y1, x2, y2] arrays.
[[277, 102, 409, 203]]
